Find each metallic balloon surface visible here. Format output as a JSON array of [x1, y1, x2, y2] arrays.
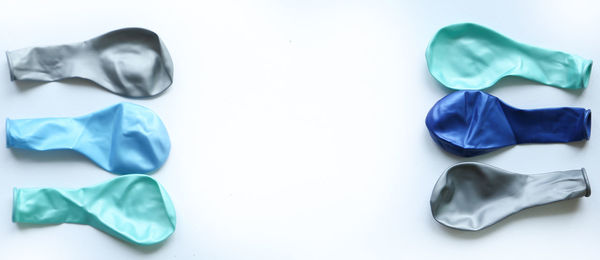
[[6, 28, 173, 97], [7, 103, 171, 174], [13, 174, 176, 245], [426, 91, 591, 157], [430, 162, 591, 231], [426, 23, 592, 90]]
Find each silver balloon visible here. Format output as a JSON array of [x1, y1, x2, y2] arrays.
[[430, 162, 591, 231], [6, 28, 173, 97]]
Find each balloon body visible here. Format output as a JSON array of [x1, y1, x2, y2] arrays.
[[426, 91, 591, 157], [7, 102, 171, 174], [430, 162, 590, 231], [13, 174, 176, 245], [426, 23, 592, 90], [6, 28, 173, 97]]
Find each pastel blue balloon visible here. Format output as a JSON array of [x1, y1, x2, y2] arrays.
[[6, 103, 170, 174]]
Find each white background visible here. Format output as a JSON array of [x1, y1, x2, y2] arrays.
[[0, 0, 599, 259]]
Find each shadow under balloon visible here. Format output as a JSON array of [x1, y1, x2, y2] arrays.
[[423, 130, 516, 161], [13, 77, 170, 100], [487, 76, 586, 97], [16, 222, 60, 230], [424, 62, 586, 97], [434, 198, 581, 239], [13, 78, 106, 93], [566, 140, 588, 149], [423, 127, 589, 161], [123, 236, 172, 254], [13, 79, 46, 91], [16, 222, 170, 254], [9, 148, 162, 175], [423, 66, 454, 97]]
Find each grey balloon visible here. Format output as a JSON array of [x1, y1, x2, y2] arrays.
[[6, 28, 173, 98], [430, 162, 591, 231]]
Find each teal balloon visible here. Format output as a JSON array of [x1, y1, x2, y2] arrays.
[[426, 23, 592, 90], [6, 103, 170, 174], [13, 174, 176, 246]]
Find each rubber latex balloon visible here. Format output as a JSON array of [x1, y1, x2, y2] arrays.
[[426, 91, 591, 157], [6, 28, 173, 97], [13, 174, 176, 245], [426, 23, 592, 90], [431, 162, 590, 231], [6, 103, 170, 174]]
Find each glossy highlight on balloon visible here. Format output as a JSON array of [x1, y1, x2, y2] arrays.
[[426, 23, 592, 90], [431, 162, 590, 231], [6, 28, 173, 97], [13, 174, 176, 245], [6, 103, 171, 174], [426, 91, 591, 157]]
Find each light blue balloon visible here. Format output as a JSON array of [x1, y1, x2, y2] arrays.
[[6, 103, 170, 174]]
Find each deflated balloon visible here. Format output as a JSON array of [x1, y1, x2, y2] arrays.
[[6, 28, 173, 97], [426, 23, 592, 90], [430, 162, 590, 231], [426, 90, 591, 157], [13, 174, 176, 245], [6, 102, 170, 174]]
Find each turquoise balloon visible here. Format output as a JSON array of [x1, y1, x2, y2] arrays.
[[13, 174, 176, 246], [426, 23, 592, 90], [6, 103, 170, 174]]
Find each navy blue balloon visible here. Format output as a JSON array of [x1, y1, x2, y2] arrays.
[[425, 91, 591, 157]]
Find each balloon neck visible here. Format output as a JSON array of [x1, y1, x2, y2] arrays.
[[13, 188, 87, 224], [513, 44, 592, 89], [522, 169, 591, 207], [6, 117, 85, 151], [6, 43, 83, 82], [501, 104, 591, 144]]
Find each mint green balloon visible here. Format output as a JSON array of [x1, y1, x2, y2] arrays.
[[426, 23, 592, 90], [13, 175, 176, 246]]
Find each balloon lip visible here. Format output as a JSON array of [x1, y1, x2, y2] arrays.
[[11, 187, 18, 223], [582, 168, 592, 197], [584, 109, 592, 140], [5, 118, 13, 148], [5, 51, 16, 81]]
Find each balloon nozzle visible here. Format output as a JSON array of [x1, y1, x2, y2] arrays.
[[582, 168, 592, 197]]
